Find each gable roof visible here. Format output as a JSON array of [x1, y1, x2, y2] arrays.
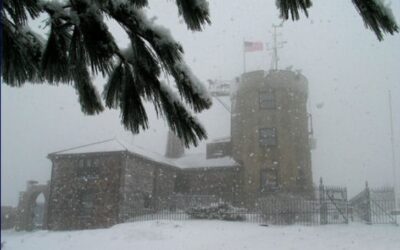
[[49, 138, 181, 168], [49, 139, 127, 155], [49, 138, 238, 169]]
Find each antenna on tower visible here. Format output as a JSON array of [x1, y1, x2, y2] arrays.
[[267, 21, 287, 71]]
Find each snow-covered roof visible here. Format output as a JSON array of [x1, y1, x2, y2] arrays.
[[175, 153, 239, 169], [50, 139, 127, 155], [125, 141, 180, 168], [49, 139, 181, 168], [49, 139, 238, 169]]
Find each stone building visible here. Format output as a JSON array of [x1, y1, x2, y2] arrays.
[[45, 69, 313, 230], [46, 138, 239, 230]]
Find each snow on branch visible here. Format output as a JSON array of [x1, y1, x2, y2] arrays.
[[2, 19, 43, 86], [171, 60, 212, 113], [107, 3, 211, 113], [158, 81, 207, 147], [130, 8, 211, 111]]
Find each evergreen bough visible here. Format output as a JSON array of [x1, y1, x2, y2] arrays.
[[2, 0, 212, 147], [2, 0, 398, 147], [276, 0, 398, 41]]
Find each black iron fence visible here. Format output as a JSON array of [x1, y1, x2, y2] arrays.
[[125, 197, 332, 226], [257, 197, 320, 225], [126, 200, 320, 226], [350, 182, 397, 225], [316, 179, 349, 225], [124, 181, 396, 226]]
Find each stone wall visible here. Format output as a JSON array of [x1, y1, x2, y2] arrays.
[[119, 154, 179, 218], [119, 155, 155, 219], [152, 165, 178, 208], [47, 152, 124, 230]]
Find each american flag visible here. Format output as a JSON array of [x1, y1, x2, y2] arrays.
[[244, 41, 263, 52]]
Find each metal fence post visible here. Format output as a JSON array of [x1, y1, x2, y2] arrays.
[[365, 181, 372, 225], [319, 178, 327, 225], [345, 187, 349, 224]]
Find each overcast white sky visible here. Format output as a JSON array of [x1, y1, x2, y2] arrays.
[[2, 0, 400, 206]]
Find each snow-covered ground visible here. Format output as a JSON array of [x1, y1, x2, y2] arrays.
[[2, 220, 400, 250]]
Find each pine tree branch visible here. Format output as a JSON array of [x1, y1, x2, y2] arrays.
[[107, 4, 212, 113], [41, 17, 73, 84], [69, 25, 104, 115], [103, 62, 125, 109], [352, 0, 399, 41], [73, 62, 105, 115], [103, 30, 208, 146], [175, 0, 211, 31], [104, 61, 149, 132], [276, 0, 312, 21], [3, 0, 42, 25], [2, 16, 43, 86], [156, 81, 208, 147], [71, 0, 117, 76]]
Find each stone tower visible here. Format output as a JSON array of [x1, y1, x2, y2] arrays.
[[231, 70, 313, 205]]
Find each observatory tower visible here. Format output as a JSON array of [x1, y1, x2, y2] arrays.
[[231, 70, 313, 205]]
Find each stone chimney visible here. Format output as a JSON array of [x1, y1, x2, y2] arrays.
[[165, 131, 184, 158]]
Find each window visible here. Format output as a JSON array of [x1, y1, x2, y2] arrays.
[[79, 191, 95, 218], [296, 166, 306, 186], [259, 91, 275, 109], [77, 158, 100, 180], [260, 169, 278, 191], [259, 128, 277, 146]]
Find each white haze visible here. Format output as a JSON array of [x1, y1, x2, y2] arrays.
[[1, 0, 400, 206]]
